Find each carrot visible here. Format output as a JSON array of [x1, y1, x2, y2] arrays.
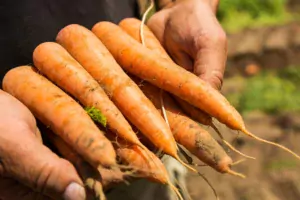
[[2, 66, 117, 168], [106, 131, 167, 183], [105, 131, 183, 200], [33, 42, 147, 153], [56, 24, 196, 172], [45, 131, 106, 200], [92, 21, 300, 160], [119, 17, 255, 160], [132, 77, 245, 177]]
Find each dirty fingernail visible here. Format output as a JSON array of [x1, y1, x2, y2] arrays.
[[63, 182, 86, 200]]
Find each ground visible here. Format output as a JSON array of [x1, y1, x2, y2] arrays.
[[186, 78, 300, 200]]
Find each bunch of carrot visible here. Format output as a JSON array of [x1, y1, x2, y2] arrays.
[[2, 16, 299, 200]]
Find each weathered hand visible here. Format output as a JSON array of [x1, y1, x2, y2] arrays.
[[148, 0, 227, 90], [0, 90, 85, 200]]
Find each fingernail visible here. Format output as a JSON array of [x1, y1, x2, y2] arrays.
[[63, 182, 86, 200]]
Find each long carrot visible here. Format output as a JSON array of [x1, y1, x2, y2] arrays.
[[33, 42, 147, 153], [45, 131, 106, 200], [132, 77, 244, 177], [56, 24, 196, 172], [119, 17, 255, 160], [92, 21, 300, 160], [2, 66, 116, 168]]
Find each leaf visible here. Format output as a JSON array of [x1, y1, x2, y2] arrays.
[[85, 106, 107, 127]]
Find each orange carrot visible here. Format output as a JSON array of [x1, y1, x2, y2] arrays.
[[33, 42, 147, 151], [105, 131, 183, 200], [45, 131, 106, 200], [119, 18, 213, 127], [132, 77, 244, 176], [106, 131, 168, 183], [92, 21, 300, 160], [2, 66, 116, 168], [55, 24, 196, 172], [119, 18, 255, 160]]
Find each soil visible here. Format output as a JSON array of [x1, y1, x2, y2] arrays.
[[186, 111, 300, 200], [185, 77, 300, 200]]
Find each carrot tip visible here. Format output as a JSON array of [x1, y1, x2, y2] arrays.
[[227, 169, 246, 179], [168, 180, 184, 200], [242, 128, 300, 160], [85, 178, 106, 200]]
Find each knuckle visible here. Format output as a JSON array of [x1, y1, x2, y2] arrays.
[[195, 28, 227, 48], [211, 71, 224, 90]]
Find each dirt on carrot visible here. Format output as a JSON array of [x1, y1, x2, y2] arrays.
[[93, 20, 300, 160], [45, 130, 106, 200], [55, 24, 183, 164], [33, 42, 145, 151], [2, 66, 116, 168]]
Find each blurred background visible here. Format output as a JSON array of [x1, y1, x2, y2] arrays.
[[186, 0, 300, 199]]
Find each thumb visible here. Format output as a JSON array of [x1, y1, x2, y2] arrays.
[[0, 128, 86, 200], [0, 177, 52, 200]]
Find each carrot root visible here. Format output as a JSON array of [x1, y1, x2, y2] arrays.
[[85, 178, 106, 200], [227, 169, 246, 179], [211, 124, 256, 160], [242, 129, 300, 160], [231, 158, 246, 166], [168, 181, 184, 200], [197, 172, 219, 200]]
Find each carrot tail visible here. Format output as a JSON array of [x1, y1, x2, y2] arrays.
[[231, 158, 246, 166], [168, 181, 184, 200], [197, 172, 219, 200], [140, 0, 155, 46], [211, 124, 256, 160], [242, 129, 300, 160], [85, 178, 106, 200], [226, 169, 246, 179]]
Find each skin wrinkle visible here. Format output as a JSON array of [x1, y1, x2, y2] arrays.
[[148, 0, 226, 90]]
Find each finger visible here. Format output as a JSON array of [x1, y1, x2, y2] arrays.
[[0, 177, 52, 200], [192, 14, 227, 90], [0, 128, 86, 200], [169, 49, 194, 71], [147, 9, 171, 45]]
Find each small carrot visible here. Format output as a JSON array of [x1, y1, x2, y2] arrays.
[[2, 66, 116, 168], [119, 18, 255, 160], [56, 24, 196, 172], [45, 131, 106, 200], [33, 42, 148, 153], [92, 21, 300, 160]]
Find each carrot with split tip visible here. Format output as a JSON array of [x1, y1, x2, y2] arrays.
[[2, 66, 116, 168], [56, 24, 196, 173], [93, 20, 300, 160], [105, 131, 184, 200], [45, 131, 106, 200], [119, 17, 255, 160], [33, 42, 147, 153]]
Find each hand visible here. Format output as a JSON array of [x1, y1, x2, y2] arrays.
[[0, 90, 85, 200], [148, 0, 227, 90]]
